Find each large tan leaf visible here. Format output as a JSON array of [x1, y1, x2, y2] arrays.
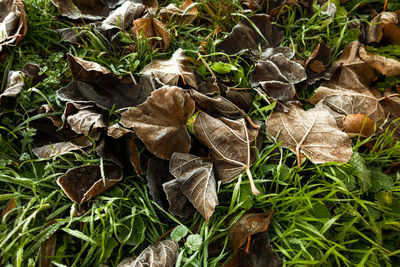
[[169, 152, 218, 223], [133, 17, 170, 51], [194, 112, 260, 195], [266, 105, 352, 166], [141, 48, 198, 89], [67, 109, 106, 135], [120, 86, 195, 160], [0, 0, 26, 51], [358, 45, 400, 77], [117, 239, 178, 267], [57, 164, 122, 205]]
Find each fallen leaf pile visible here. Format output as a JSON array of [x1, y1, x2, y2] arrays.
[[2, 1, 400, 265]]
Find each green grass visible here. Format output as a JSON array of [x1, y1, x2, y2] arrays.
[[1, 0, 400, 266]]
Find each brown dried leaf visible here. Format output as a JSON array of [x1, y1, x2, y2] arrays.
[[120, 86, 195, 160], [305, 42, 335, 84], [40, 223, 57, 267], [67, 109, 106, 135], [117, 239, 179, 267], [217, 14, 284, 55], [229, 211, 274, 253], [266, 105, 353, 166], [162, 178, 196, 219], [133, 17, 170, 51], [57, 164, 122, 205], [50, 0, 122, 20], [170, 152, 218, 223], [101, 1, 145, 31], [365, 12, 398, 44], [225, 89, 253, 113], [107, 123, 135, 139], [0, 71, 23, 106], [380, 93, 400, 140], [1, 198, 17, 223], [141, 49, 197, 89], [32, 140, 90, 158], [358, 45, 400, 77], [147, 157, 171, 209], [250, 52, 306, 101], [194, 112, 260, 195], [159, 0, 197, 25], [0, 0, 27, 51]]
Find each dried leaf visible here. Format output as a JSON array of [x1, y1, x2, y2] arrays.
[[33, 140, 90, 158], [120, 86, 195, 160], [57, 164, 122, 205], [0, 71, 23, 106], [229, 211, 274, 253], [40, 223, 57, 267], [107, 123, 134, 139], [162, 178, 196, 219], [365, 12, 398, 44], [358, 45, 400, 77], [0, 0, 27, 51], [141, 49, 197, 89], [380, 92, 400, 140], [117, 239, 179, 267], [50, 0, 123, 20], [101, 1, 145, 31], [1, 198, 17, 223], [250, 52, 306, 101], [194, 112, 260, 195], [169, 152, 218, 223], [217, 14, 284, 55], [190, 89, 246, 119], [159, 0, 197, 25], [305, 42, 336, 84], [133, 17, 170, 51], [147, 157, 171, 209], [225, 89, 253, 113], [67, 109, 106, 135], [266, 105, 353, 166]]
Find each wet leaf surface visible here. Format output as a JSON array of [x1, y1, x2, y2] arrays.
[[0, 0, 27, 51], [266, 104, 353, 166], [141, 48, 197, 89], [194, 112, 260, 194], [121, 86, 195, 160], [117, 239, 178, 267], [169, 152, 218, 222], [57, 164, 122, 205]]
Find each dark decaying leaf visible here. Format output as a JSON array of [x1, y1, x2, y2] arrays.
[[50, 0, 124, 20], [67, 109, 106, 135], [40, 222, 57, 267], [226, 231, 283, 267], [305, 42, 337, 84], [266, 104, 353, 166], [250, 51, 306, 101], [141, 49, 198, 89], [217, 14, 284, 55], [309, 83, 386, 128], [190, 89, 246, 119], [358, 44, 400, 77], [57, 54, 153, 109], [0, 0, 27, 51], [1, 198, 17, 223], [169, 153, 218, 223], [107, 123, 135, 139], [147, 157, 171, 209], [57, 164, 122, 205], [162, 178, 196, 220], [195, 71, 219, 95], [224, 89, 253, 113], [117, 239, 178, 267], [159, 0, 197, 25], [365, 12, 400, 45], [229, 211, 275, 253], [194, 112, 260, 195], [133, 17, 171, 51], [101, 1, 145, 31], [120, 86, 195, 160]]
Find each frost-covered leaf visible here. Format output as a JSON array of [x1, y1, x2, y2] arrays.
[[101, 1, 145, 31], [162, 179, 195, 219], [0, 0, 27, 51], [67, 109, 106, 135], [169, 152, 218, 222], [266, 105, 352, 166], [141, 49, 197, 89]]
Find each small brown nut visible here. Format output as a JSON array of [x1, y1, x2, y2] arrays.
[[343, 114, 374, 138]]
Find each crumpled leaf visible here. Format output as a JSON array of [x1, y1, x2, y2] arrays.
[[0, 71, 23, 106], [163, 178, 196, 220], [190, 89, 246, 119], [0, 0, 27, 51], [365, 12, 400, 45], [266, 104, 353, 166], [305, 42, 338, 84], [50, 0, 124, 20], [358, 45, 400, 77], [107, 123, 135, 139], [117, 239, 178, 267], [32, 139, 91, 158], [67, 109, 106, 135], [194, 112, 260, 195], [57, 164, 122, 205], [101, 1, 145, 31], [226, 231, 282, 267], [217, 14, 284, 55], [121, 86, 195, 160], [147, 157, 171, 209], [159, 0, 197, 25], [250, 51, 307, 101], [141, 48, 197, 89], [133, 17, 170, 51], [309, 84, 386, 128], [57, 54, 153, 109], [169, 152, 218, 223]]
